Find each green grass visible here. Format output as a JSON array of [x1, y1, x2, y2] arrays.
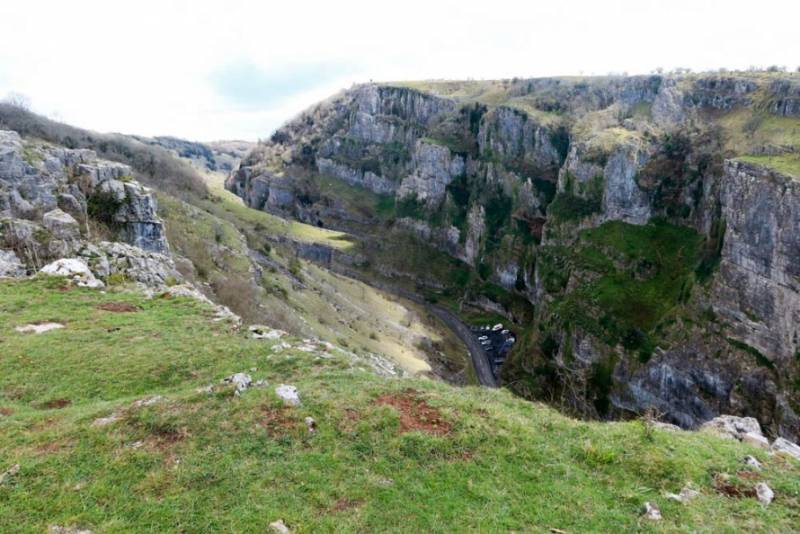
[[1, 278, 799, 532], [738, 154, 800, 178]]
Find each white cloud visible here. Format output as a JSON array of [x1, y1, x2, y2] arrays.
[[0, 0, 797, 140]]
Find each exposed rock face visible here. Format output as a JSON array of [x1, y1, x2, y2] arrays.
[[477, 106, 562, 177], [601, 141, 652, 224], [79, 241, 181, 288], [712, 161, 800, 364], [398, 140, 465, 205], [0, 130, 170, 269]]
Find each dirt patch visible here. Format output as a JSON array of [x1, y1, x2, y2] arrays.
[[261, 406, 297, 437], [0, 407, 13, 416], [714, 474, 757, 498], [338, 408, 361, 433], [737, 470, 761, 481], [329, 498, 364, 512], [97, 302, 140, 313], [375, 389, 452, 436], [41, 398, 71, 409]]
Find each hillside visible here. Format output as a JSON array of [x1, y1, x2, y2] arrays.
[[1, 277, 799, 532], [226, 71, 800, 442], [3, 72, 800, 532]]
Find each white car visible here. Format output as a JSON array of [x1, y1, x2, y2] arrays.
[[478, 335, 488, 341], [492, 323, 503, 332]]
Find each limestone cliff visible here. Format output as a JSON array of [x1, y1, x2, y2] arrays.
[[227, 73, 800, 440]]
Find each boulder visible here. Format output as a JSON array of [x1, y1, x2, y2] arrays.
[[0, 249, 25, 277], [39, 258, 104, 289], [42, 209, 80, 240], [771, 437, 800, 461], [700, 415, 763, 441]]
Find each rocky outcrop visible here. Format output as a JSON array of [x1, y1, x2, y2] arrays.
[[712, 160, 800, 364], [478, 106, 562, 177], [398, 140, 464, 205], [0, 130, 169, 270]]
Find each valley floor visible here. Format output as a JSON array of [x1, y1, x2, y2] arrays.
[[1, 278, 799, 532]]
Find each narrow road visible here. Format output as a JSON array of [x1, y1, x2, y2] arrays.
[[424, 302, 498, 387], [327, 265, 498, 387]]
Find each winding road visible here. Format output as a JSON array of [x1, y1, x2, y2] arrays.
[[327, 266, 498, 387]]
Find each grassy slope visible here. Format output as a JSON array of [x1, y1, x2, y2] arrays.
[[157, 172, 472, 381], [1, 278, 799, 532]]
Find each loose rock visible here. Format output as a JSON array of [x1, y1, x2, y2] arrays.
[[276, 384, 301, 406], [755, 482, 774, 505], [641, 501, 662, 520], [15, 322, 64, 334], [222, 373, 253, 396], [48, 526, 93, 534], [0, 463, 20, 484], [305, 416, 317, 433], [665, 485, 699, 504], [743, 455, 763, 469], [269, 519, 291, 534]]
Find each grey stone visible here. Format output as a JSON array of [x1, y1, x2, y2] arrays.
[[771, 437, 800, 461], [0, 249, 25, 277], [42, 209, 80, 240], [755, 482, 774, 505], [275, 384, 301, 406]]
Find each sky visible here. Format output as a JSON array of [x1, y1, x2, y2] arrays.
[[0, 0, 798, 141]]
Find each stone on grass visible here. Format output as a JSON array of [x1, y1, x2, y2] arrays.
[[276, 384, 300, 406], [269, 519, 291, 534], [40, 258, 104, 289], [48, 526, 93, 534], [700, 415, 763, 441], [641, 501, 662, 520], [249, 325, 287, 340], [741, 431, 769, 449], [222, 373, 252, 396], [665, 485, 699, 504], [15, 322, 64, 334], [743, 455, 763, 469], [91, 413, 122, 427], [771, 437, 800, 461], [305, 416, 317, 433], [755, 482, 774, 505], [0, 463, 20, 484], [132, 395, 163, 408]]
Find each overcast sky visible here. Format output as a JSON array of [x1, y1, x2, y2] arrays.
[[1, 0, 797, 141]]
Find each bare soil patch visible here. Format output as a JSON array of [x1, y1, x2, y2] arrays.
[[97, 302, 140, 313], [261, 406, 297, 437], [41, 398, 72, 409], [375, 389, 452, 436]]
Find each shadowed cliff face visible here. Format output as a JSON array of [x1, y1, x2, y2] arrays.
[[226, 73, 800, 440]]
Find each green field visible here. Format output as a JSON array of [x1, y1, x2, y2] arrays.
[[1, 278, 798, 532]]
